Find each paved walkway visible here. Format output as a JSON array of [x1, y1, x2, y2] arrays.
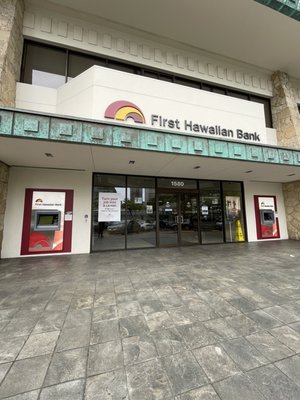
[[1, 240, 300, 399]]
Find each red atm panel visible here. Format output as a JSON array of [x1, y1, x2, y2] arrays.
[[21, 189, 73, 255], [254, 195, 280, 240]]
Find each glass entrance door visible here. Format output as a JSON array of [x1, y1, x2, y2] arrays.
[[158, 192, 199, 247]]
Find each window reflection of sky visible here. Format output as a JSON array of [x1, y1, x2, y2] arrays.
[[32, 70, 65, 88]]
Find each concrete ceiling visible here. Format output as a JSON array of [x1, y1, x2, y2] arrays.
[[1, 137, 299, 183], [46, 0, 300, 79]]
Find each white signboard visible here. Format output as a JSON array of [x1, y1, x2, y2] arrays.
[[98, 193, 121, 222], [56, 67, 268, 144], [259, 197, 275, 211]]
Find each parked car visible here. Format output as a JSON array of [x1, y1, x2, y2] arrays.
[[107, 220, 140, 234]]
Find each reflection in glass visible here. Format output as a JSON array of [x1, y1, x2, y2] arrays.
[[222, 182, 245, 243], [199, 181, 223, 244]]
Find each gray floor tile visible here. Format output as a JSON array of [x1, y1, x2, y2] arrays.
[[119, 315, 150, 338], [196, 292, 240, 317], [0, 390, 39, 400], [90, 319, 119, 345], [167, 307, 196, 325], [64, 309, 92, 328], [247, 310, 283, 329], [204, 318, 239, 341], [175, 385, 220, 399], [289, 321, 300, 333], [262, 305, 300, 324], [269, 325, 300, 352], [155, 287, 183, 308], [145, 311, 174, 331], [224, 315, 259, 336], [0, 355, 50, 399], [56, 324, 90, 351], [93, 305, 117, 322], [126, 358, 173, 400], [0, 336, 27, 363], [161, 350, 208, 395], [0, 363, 11, 385], [247, 364, 300, 400], [214, 373, 265, 400], [176, 322, 217, 349], [85, 369, 128, 400], [32, 311, 66, 334], [87, 340, 123, 376], [44, 347, 88, 386], [17, 331, 59, 360], [123, 335, 157, 365], [40, 379, 84, 400], [94, 292, 116, 307], [118, 301, 143, 318], [246, 331, 294, 362], [193, 344, 240, 383], [185, 300, 219, 322], [220, 337, 268, 371], [275, 354, 300, 386], [151, 327, 187, 356]]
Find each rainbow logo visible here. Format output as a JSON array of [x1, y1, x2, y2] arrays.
[[104, 100, 145, 124]]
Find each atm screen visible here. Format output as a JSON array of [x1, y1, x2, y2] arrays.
[[261, 209, 275, 225], [38, 215, 56, 226], [34, 210, 61, 231]]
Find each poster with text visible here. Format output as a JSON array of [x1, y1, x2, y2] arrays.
[[98, 193, 122, 222]]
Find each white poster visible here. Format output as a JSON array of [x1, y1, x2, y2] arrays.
[[98, 193, 121, 222]]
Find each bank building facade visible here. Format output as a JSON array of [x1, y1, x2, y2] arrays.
[[1, 0, 300, 257]]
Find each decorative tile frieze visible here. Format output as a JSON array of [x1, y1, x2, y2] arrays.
[[2, 108, 300, 168], [14, 113, 49, 138]]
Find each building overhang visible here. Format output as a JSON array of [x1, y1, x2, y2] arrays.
[[1, 107, 300, 183]]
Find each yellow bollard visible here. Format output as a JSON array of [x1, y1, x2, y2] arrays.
[[235, 219, 244, 241]]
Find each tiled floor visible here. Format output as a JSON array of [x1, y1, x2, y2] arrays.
[[0, 240, 300, 399]]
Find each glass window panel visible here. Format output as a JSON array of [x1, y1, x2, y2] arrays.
[[93, 174, 126, 188], [67, 52, 106, 79], [126, 185, 156, 249], [199, 181, 224, 244], [222, 181, 246, 243], [175, 77, 200, 89], [22, 42, 66, 88], [107, 60, 137, 73], [212, 87, 226, 95], [127, 176, 155, 188], [226, 90, 249, 100], [92, 174, 126, 251], [249, 95, 273, 128], [201, 83, 213, 92]]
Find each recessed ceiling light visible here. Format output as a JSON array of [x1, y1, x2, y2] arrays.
[[288, 173, 296, 176], [194, 166, 201, 169], [129, 160, 135, 164], [45, 153, 54, 157], [245, 170, 253, 173]]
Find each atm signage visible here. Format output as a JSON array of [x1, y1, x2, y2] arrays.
[[104, 101, 261, 143]]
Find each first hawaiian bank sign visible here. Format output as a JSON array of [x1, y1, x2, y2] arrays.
[[99, 67, 267, 144], [104, 100, 263, 143]]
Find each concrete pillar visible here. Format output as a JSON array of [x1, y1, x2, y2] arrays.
[[0, 0, 24, 256], [271, 71, 300, 240], [271, 71, 300, 148]]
